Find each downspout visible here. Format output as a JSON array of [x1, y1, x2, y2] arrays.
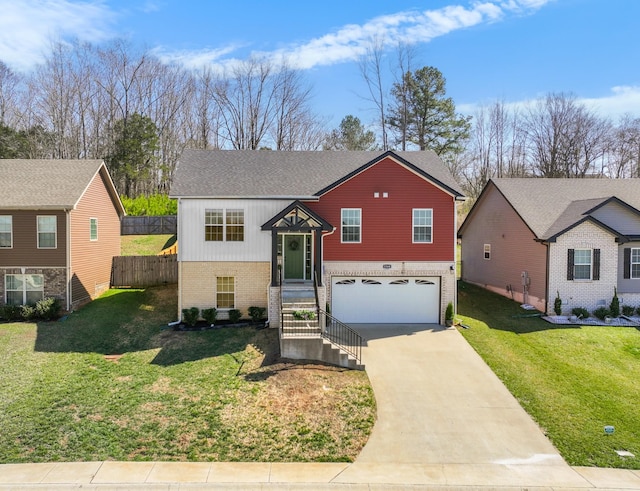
[[176, 198, 182, 322], [66, 210, 71, 311], [544, 241, 550, 314], [453, 197, 459, 320]]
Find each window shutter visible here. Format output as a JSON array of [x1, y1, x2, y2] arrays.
[[567, 249, 574, 280], [593, 249, 600, 281], [624, 248, 631, 279]]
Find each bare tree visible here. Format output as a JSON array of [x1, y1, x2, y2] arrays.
[[0, 61, 21, 126], [606, 115, 640, 178], [358, 37, 391, 150], [524, 93, 610, 177]]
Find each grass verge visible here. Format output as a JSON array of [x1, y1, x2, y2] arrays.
[[457, 281, 640, 469], [0, 285, 375, 463], [121, 235, 176, 256]]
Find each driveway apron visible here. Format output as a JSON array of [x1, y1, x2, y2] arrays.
[[351, 324, 566, 466]]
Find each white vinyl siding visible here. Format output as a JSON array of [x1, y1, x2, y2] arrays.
[[412, 209, 432, 243], [180, 199, 292, 262], [341, 209, 361, 243], [37, 216, 57, 249], [0, 216, 12, 248]]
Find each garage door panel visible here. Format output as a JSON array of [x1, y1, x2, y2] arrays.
[[331, 276, 440, 324]]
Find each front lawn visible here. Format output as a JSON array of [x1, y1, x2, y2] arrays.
[[0, 286, 374, 463], [457, 281, 640, 469]]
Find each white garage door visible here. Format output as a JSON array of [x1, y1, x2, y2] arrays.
[[331, 276, 441, 324]]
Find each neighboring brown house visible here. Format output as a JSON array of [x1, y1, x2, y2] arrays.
[[0, 160, 125, 311], [459, 178, 640, 314]]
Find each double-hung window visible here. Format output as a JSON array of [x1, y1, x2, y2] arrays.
[[573, 249, 592, 280], [341, 209, 361, 243], [632, 248, 640, 279], [89, 218, 98, 241], [412, 209, 433, 243], [216, 276, 235, 309], [37, 216, 57, 249], [205, 209, 244, 242], [0, 216, 12, 248], [5, 274, 44, 305]]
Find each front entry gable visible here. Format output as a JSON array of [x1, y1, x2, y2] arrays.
[[261, 200, 333, 232]]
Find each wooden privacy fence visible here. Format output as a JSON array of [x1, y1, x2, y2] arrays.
[[121, 215, 177, 235], [111, 254, 178, 288]]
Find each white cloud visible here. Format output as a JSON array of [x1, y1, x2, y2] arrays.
[[459, 86, 640, 121], [0, 0, 116, 72], [163, 0, 552, 71]]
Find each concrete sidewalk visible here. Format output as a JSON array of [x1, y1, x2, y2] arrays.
[[1, 461, 640, 489]]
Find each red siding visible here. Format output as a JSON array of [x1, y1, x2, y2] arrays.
[[69, 168, 122, 307], [305, 156, 455, 261]]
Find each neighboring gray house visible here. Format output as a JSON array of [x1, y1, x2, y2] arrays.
[[458, 178, 640, 314]]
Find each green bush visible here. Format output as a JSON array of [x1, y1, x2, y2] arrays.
[[0, 304, 23, 321], [571, 307, 589, 319], [293, 310, 316, 320], [248, 306, 266, 323], [20, 304, 37, 321], [202, 307, 217, 325], [120, 193, 177, 216], [609, 287, 620, 317], [228, 309, 242, 323], [182, 307, 200, 326], [445, 301, 454, 321], [554, 291, 562, 315], [593, 306, 610, 320], [35, 297, 61, 321], [622, 305, 635, 317]]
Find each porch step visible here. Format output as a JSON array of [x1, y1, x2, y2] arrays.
[[281, 286, 316, 305]]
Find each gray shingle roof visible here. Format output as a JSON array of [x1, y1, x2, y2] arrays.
[[490, 178, 640, 239], [169, 149, 464, 198], [0, 159, 114, 210]]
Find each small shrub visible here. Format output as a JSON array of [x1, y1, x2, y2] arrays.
[[445, 301, 454, 321], [609, 287, 620, 318], [293, 310, 316, 320], [593, 306, 610, 321], [0, 304, 22, 321], [35, 297, 61, 321], [20, 304, 37, 321], [637, 306, 640, 316], [554, 291, 562, 316], [182, 307, 200, 326], [248, 306, 266, 323], [571, 307, 589, 319], [202, 307, 217, 325], [622, 305, 635, 317], [228, 309, 242, 323]]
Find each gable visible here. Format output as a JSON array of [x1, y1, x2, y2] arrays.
[[589, 199, 640, 236]]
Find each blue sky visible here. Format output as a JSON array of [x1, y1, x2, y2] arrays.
[[1, 0, 639, 128]]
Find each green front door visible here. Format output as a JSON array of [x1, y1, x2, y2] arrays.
[[284, 235, 305, 280]]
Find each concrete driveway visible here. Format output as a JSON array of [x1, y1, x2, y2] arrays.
[[334, 324, 587, 486]]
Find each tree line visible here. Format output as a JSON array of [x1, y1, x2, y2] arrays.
[[0, 39, 639, 200]]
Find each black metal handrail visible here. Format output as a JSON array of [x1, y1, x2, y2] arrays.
[[278, 268, 283, 335], [317, 309, 362, 365]]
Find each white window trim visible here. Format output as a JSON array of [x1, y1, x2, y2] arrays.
[[0, 215, 12, 249], [573, 248, 592, 281], [37, 215, 57, 249], [5, 273, 44, 305], [204, 209, 244, 242], [484, 244, 491, 260], [341, 208, 362, 244], [631, 248, 640, 279], [412, 208, 433, 244], [90, 217, 98, 241], [216, 276, 235, 310]]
